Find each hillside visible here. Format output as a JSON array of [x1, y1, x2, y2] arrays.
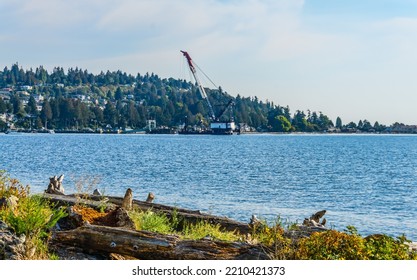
[[0, 63, 388, 133]]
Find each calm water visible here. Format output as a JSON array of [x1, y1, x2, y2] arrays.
[[1, 133, 417, 240]]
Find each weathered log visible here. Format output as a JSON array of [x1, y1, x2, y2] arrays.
[[121, 188, 133, 211], [51, 224, 269, 260], [42, 193, 117, 212], [146, 192, 155, 203], [303, 210, 327, 228], [45, 174, 65, 195], [44, 193, 252, 234], [310, 210, 326, 223]]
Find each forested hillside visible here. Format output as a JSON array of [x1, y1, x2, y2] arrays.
[[0, 63, 383, 133]]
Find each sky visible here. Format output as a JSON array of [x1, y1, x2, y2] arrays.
[[1, 0, 417, 125]]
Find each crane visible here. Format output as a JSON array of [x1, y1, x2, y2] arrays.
[[180, 50, 236, 134], [181, 50, 216, 121]]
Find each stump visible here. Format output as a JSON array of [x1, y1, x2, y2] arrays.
[[45, 175, 65, 195], [121, 188, 133, 211], [303, 210, 327, 227], [146, 192, 155, 203]]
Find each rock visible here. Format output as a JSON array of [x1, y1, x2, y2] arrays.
[[0, 220, 26, 260]]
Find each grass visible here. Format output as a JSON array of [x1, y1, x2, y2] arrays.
[[0, 171, 67, 259], [182, 221, 240, 242], [128, 209, 240, 242], [129, 210, 174, 234]]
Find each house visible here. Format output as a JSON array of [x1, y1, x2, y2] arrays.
[[21, 85, 33, 90], [33, 94, 44, 103]]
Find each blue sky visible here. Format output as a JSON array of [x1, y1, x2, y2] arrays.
[[1, 0, 417, 125]]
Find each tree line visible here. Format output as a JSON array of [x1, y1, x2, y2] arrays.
[[0, 63, 385, 132]]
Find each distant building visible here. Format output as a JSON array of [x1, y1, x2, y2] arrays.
[[146, 120, 157, 131], [33, 94, 44, 103], [21, 85, 33, 90]]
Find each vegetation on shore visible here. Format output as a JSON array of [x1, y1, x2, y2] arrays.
[[0, 63, 394, 133], [1, 171, 416, 260]]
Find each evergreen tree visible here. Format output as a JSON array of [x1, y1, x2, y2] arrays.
[[26, 96, 38, 115], [0, 98, 6, 114], [336, 117, 342, 129], [40, 100, 52, 129]]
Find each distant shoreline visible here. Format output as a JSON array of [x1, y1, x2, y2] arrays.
[[3, 129, 417, 135]]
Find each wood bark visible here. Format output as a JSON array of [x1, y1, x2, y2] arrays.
[[90, 195, 252, 234], [43, 193, 252, 234], [51, 224, 269, 260]]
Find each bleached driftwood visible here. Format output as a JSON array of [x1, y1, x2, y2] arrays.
[[45, 175, 65, 195], [303, 210, 327, 228]]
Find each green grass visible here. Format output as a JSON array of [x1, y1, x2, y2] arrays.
[[129, 210, 174, 234], [182, 221, 240, 242], [0, 195, 67, 259], [128, 209, 240, 242]]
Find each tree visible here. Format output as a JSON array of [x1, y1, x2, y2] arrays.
[[0, 98, 6, 114], [103, 102, 117, 127], [115, 87, 123, 101], [127, 101, 140, 128], [361, 119, 372, 132], [40, 100, 52, 129], [358, 120, 363, 130], [271, 115, 292, 132], [10, 94, 24, 115], [335, 117, 342, 129], [26, 96, 38, 116]]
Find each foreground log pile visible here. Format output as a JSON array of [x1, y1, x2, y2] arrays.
[[3, 174, 417, 260], [3, 175, 331, 260], [45, 190, 269, 260], [53, 224, 269, 260], [43, 189, 332, 260]]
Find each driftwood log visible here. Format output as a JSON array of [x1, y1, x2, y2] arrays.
[[146, 192, 155, 203], [303, 210, 327, 228], [51, 224, 269, 260], [43, 193, 251, 234], [121, 188, 133, 211], [45, 175, 65, 195]]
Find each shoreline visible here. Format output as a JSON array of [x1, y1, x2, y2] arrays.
[[4, 128, 417, 136], [2, 190, 417, 260]]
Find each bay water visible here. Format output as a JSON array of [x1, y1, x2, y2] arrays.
[[1, 133, 417, 240]]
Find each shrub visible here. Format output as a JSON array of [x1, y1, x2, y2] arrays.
[[295, 230, 366, 260], [295, 226, 417, 260], [249, 218, 295, 260], [0, 194, 67, 259], [0, 170, 30, 199], [364, 234, 417, 260]]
